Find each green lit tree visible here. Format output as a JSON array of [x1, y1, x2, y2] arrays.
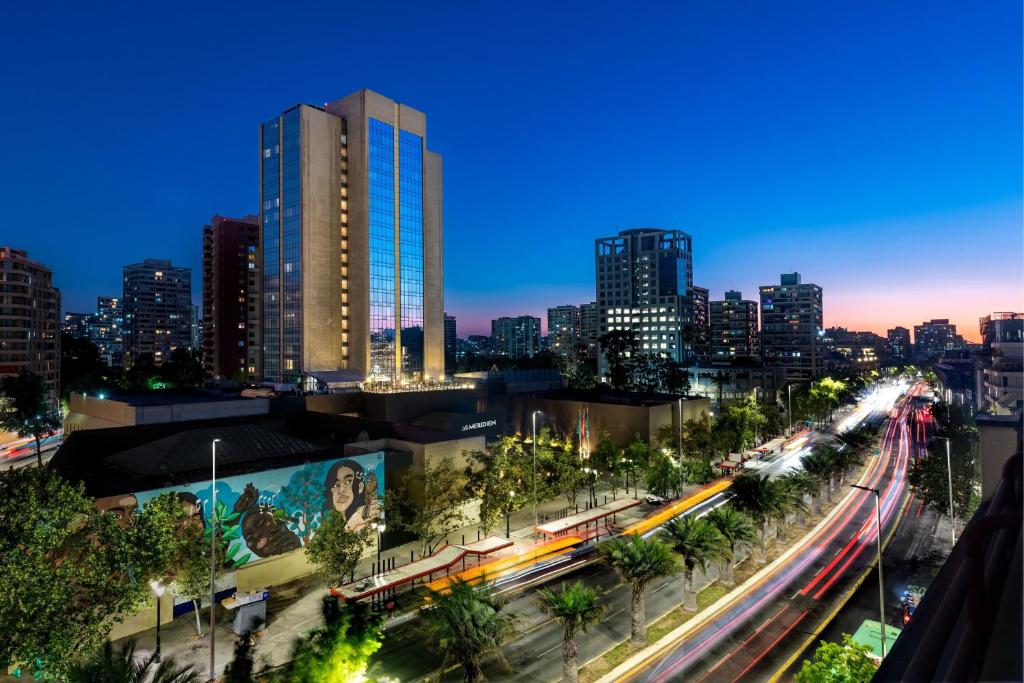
[[283, 599, 384, 683], [795, 634, 877, 683], [537, 582, 607, 683]]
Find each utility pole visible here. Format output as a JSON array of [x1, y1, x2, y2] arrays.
[[210, 438, 221, 682], [852, 484, 887, 657]]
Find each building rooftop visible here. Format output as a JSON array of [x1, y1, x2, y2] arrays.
[[529, 388, 704, 408]]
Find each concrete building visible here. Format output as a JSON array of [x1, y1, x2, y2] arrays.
[[759, 272, 824, 381], [689, 365, 787, 406], [202, 214, 260, 381], [979, 312, 1023, 415], [691, 285, 710, 365], [547, 304, 581, 358], [887, 326, 912, 364], [0, 247, 60, 403], [980, 313, 1023, 350], [260, 89, 444, 388], [710, 290, 759, 362], [822, 327, 887, 371], [491, 316, 541, 359], [444, 312, 457, 369], [94, 296, 125, 367], [63, 312, 93, 338], [579, 301, 600, 361], [122, 258, 192, 367], [595, 228, 694, 374], [913, 319, 963, 361]]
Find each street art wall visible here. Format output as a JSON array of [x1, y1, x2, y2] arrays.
[[95, 451, 385, 569]]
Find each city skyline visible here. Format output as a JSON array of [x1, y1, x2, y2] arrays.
[[4, 1, 1021, 341]]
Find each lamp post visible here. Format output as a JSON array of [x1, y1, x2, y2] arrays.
[[149, 579, 166, 662], [371, 521, 386, 569], [210, 438, 221, 682], [532, 410, 541, 535], [506, 490, 516, 538], [940, 437, 956, 545], [787, 384, 793, 434], [851, 484, 887, 657], [677, 397, 684, 475]]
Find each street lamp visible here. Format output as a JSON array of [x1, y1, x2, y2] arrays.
[[506, 490, 516, 538], [371, 521, 386, 569], [582, 467, 597, 508], [531, 410, 542, 535], [210, 437, 221, 682], [149, 579, 166, 662], [787, 385, 793, 434], [677, 397, 684, 475], [939, 437, 956, 545], [851, 484, 887, 657]]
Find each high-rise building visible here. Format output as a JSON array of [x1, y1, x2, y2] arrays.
[[979, 312, 1023, 415], [887, 326, 912, 364], [595, 228, 694, 374], [491, 316, 541, 359], [260, 89, 444, 387], [579, 301, 600, 361], [202, 214, 260, 381], [94, 296, 124, 367], [710, 290, 759, 361], [122, 258, 192, 367], [691, 285, 710, 365], [547, 305, 581, 358], [980, 313, 1023, 350], [913, 319, 964, 360], [759, 272, 824, 381], [444, 312, 457, 369], [62, 312, 94, 338], [0, 247, 60, 403], [822, 327, 887, 370]]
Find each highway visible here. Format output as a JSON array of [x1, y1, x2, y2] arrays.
[[371, 383, 909, 683], [0, 431, 63, 469], [622, 382, 922, 683]]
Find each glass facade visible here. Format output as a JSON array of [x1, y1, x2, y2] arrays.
[[398, 129, 424, 376], [368, 118, 397, 381], [261, 108, 302, 383]]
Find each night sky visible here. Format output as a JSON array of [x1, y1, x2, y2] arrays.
[[2, 1, 1020, 340]]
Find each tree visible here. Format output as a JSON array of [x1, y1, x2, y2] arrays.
[[801, 448, 836, 510], [304, 510, 372, 586], [713, 398, 767, 455], [283, 598, 384, 683], [908, 432, 981, 523], [591, 431, 622, 497], [387, 455, 470, 558], [548, 436, 586, 506], [728, 473, 782, 564], [598, 330, 639, 389], [645, 451, 682, 499], [599, 534, 680, 643], [662, 517, 728, 611], [160, 348, 204, 388], [536, 581, 607, 683], [795, 634, 878, 683], [680, 415, 715, 482], [65, 640, 202, 683], [0, 469, 194, 678], [464, 439, 530, 536], [779, 469, 818, 528], [60, 333, 116, 401], [423, 577, 518, 683], [706, 506, 756, 586], [171, 525, 226, 637], [772, 472, 809, 538], [0, 370, 61, 467]]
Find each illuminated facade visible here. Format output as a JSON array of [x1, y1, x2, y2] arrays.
[[259, 90, 443, 387], [547, 305, 581, 358], [710, 290, 759, 361], [202, 215, 260, 380], [0, 247, 60, 403], [594, 228, 694, 375], [122, 259, 192, 367], [759, 272, 823, 381]]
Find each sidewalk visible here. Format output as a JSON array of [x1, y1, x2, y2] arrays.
[[114, 482, 665, 679]]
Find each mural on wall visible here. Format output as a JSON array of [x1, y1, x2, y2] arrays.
[[98, 451, 385, 569]]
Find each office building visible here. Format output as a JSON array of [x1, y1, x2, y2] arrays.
[[980, 313, 1023, 350], [887, 326, 912, 364], [0, 247, 60, 403], [822, 327, 887, 371], [579, 301, 600, 361], [444, 312, 457, 368], [978, 312, 1023, 415], [913, 319, 964, 360], [547, 305, 581, 358], [710, 290, 759, 361], [691, 285, 710, 365], [491, 316, 541, 359], [759, 272, 824, 381], [595, 228, 694, 374], [122, 258, 192, 367], [260, 89, 444, 387], [202, 214, 260, 381]]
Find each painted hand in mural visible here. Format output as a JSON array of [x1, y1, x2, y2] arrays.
[[364, 471, 382, 523], [234, 482, 259, 514]]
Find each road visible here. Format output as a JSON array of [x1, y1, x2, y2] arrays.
[[0, 431, 62, 469], [624, 383, 923, 683], [371, 383, 908, 683]]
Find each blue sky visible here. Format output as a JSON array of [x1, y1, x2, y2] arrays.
[[1, 0, 1020, 339]]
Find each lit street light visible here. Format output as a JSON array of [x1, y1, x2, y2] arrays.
[[851, 484, 887, 657], [532, 410, 542, 536], [149, 579, 166, 662], [210, 437, 221, 681], [371, 520, 386, 569], [506, 490, 516, 538]]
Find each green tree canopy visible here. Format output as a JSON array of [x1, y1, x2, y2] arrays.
[[599, 534, 680, 643], [536, 581, 607, 683], [304, 510, 372, 586], [795, 634, 878, 683], [0, 370, 61, 467], [386, 455, 470, 557]]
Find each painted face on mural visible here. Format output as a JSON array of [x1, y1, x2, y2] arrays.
[[323, 459, 381, 531], [331, 465, 363, 512], [95, 494, 139, 528], [241, 507, 302, 557]]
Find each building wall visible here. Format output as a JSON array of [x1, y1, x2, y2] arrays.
[[423, 150, 445, 379], [202, 216, 260, 380], [122, 259, 192, 367], [63, 393, 272, 433], [759, 273, 823, 381]]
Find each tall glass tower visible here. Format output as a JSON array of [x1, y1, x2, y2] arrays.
[[259, 90, 444, 387]]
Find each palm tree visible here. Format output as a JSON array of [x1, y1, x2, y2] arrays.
[[799, 450, 833, 512], [779, 470, 818, 528], [424, 576, 518, 683], [772, 473, 809, 539], [662, 517, 728, 610], [815, 445, 844, 494], [600, 534, 680, 643], [728, 473, 781, 564], [0, 370, 61, 467], [66, 640, 201, 683], [706, 505, 756, 586], [536, 581, 608, 683]]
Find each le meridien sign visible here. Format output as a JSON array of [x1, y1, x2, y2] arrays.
[[461, 419, 498, 432]]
